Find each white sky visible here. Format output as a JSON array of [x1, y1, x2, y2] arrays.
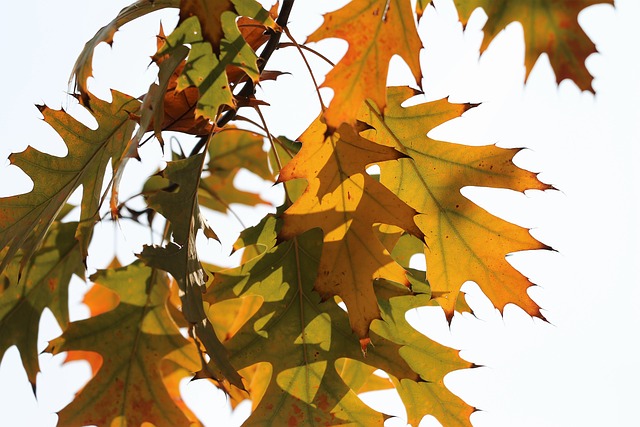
[[0, 0, 639, 426]]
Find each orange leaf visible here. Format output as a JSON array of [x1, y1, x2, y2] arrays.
[[278, 119, 423, 338], [64, 279, 119, 375], [454, 0, 614, 91], [307, 0, 422, 129]]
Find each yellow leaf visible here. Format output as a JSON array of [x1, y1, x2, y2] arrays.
[[359, 87, 551, 320], [278, 119, 423, 338]]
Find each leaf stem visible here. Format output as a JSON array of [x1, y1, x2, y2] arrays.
[[282, 27, 327, 111]]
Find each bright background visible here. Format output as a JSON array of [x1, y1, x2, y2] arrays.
[[1, 0, 639, 426]]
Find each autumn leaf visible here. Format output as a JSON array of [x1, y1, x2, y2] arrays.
[[161, 1, 276, 121], [71, 0, 179, 104], [207, 128, 273, 180], [373, 294, 474, 427], [139, 153, 245, 389], [277, 118, 424, 339], [204, 216, 472, 426], [151, 56, 211, 137], [64, 277, 119, 375], [179, 0, 276, 55], [453, 0, 613, 91], [180, 0, 236, 55], [359, 86, 551, 320], [307, 0, 422, 129], [198, 128, 271, 213], [0, 221, 83, 387], [46, 262, 200, 427], [0, 91, 139, 274]]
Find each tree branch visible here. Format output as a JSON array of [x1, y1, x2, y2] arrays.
[[190, 0, 296, 157]]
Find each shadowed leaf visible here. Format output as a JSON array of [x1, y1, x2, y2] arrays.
[[278, 119, 423, 338], [140, 154, 244, 389], [0, 222, 83, 387]]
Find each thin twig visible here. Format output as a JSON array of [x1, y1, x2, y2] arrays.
[[282, 26, 326, 111], [278, 42, 336, 67]]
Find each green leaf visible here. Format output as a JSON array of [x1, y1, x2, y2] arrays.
[[140, 153, 244, 389], [46, 261, 200, 427], [0, 91, 139, 274], [161, 13, 259, 121], [198, 128, 272, 214], [373, 294, 474, 427], [0, 221, 84, 386], [204, 216, 472, 425]]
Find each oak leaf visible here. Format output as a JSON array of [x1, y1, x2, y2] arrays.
[[179, 0, 236, 55], [71, 0, 179, 104], [204, 216, 473, 426], [162, 1, 276, 121], [199, 129, 272, 214], [139, 153, 245, 389], [307, 0, 422, 129], [179, 0, 276, 55], [453, 0, 613, 91], [46, 262, 200, 427], [277, 119, 423, 339], [359, 86, 551, 320], [0, 91, 139, 273], [0, 221, 83, 387]]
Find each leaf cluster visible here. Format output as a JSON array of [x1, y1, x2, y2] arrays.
[[0, 0, 609, 425]]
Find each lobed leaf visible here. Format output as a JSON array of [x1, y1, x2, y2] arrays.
[[162, 0, 276, 122], [204, 216, 473, 426], [71, 0, 180, 104], [307, 0, 423, 129], [453, 0, 614, 91], [359, 86, 552, 320], [140, 153, 244, 389], [0, 221, 83, 387], [46, 262, 200, 427], [199, 128, 272, 214], [277, 118, 424, 339], [0, 91, 139, 273]]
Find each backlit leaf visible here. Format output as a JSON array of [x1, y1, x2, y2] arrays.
[[307, 0, 422, 129], [453, 0, 613, 91], [163, 0, 276, 121], [359, 86, 551, 320], [0, 91, 139, 273], [204, 216, 472, 426], [0, 221, 83, 386], [140, 153, 244, 389], [278, 119, 423, 338], [46, 262, 200, 427], [71, 0, 179, 104]]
